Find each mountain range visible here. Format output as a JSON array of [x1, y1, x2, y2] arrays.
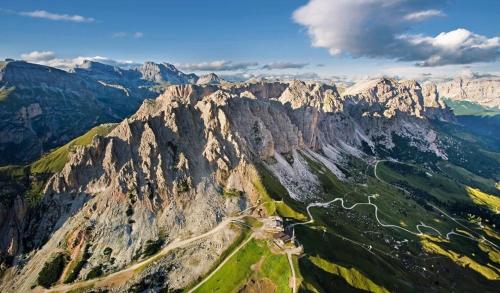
[[0, 59, 223, 165], [0, 60, 499, 292]]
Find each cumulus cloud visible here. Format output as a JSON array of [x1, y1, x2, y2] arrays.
[[133, 32, 144, 38], [20, 51, 57, 62], [176, 60, 258, 71], [293, 0, 500, 66], [262, 62, 309, 70], [20, 10, 95, 23], [19, 51, 139, 70], [402, 29, 500, 66]]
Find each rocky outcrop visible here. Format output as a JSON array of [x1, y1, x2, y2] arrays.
[[342, 78, 452, 119], [437, 77, 500, 109]]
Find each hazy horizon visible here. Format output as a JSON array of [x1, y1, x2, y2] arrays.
[[1, 0, 499, 82]]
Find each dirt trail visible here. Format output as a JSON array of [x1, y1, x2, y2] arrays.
[[287, 252, 296, 293], [46, 216, 244, 293]]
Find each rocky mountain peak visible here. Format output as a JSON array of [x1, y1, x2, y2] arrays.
[[161, 62, 179, 72], [139, 62, 199, 84], [196, 73, 222, 85], [342, 78, 452, 120]]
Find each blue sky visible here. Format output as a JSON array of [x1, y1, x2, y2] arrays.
[[0, 0, 499, 80]]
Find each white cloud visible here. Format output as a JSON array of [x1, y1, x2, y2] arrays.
[[262, 62, 309, 70], [19, 51, 138, 70], [221, 72, 321, 82], [293, 0, 500, 66], [177, 60, 310, 72], [20, 10, 95, 23], [112, 32, 144, 39], [401, 29, 500, 66], [20, 51, 57, 62], [404, 9, 444, 21], [176, 60, 258, 71]]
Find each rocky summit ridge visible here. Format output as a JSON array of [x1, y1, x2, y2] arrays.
[[0, 78, 454, 292]]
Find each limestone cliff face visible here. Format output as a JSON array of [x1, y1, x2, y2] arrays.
[[437, 77, 500, 109], [0, 79, 453, 292]]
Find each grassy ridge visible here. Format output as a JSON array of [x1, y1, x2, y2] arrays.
[[0, 123, 117, 206], [0, 165, 27, 179], [466, 187, 500, 213], [420, 236, 499, 280], [31, 123, 117, 174], [438, 161, 500, 195], [193, 239, 291, 293], [309, 256, 390, 293]]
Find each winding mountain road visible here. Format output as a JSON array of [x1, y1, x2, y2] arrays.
[[289, 159, 495, 249], [375, 160, 499, 248]]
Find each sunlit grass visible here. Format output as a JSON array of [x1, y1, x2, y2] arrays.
[[420, 235, 499, 280], [466, 186, 500, 213], [309, 256, 389, 293], [31, 124, 117, 174]]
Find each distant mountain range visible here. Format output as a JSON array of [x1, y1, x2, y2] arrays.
[[437, 77, 500, 109], [0, 59, 223, 165]]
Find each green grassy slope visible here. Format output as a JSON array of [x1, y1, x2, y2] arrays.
[[192, 239, 291, 293], [31, 123, 117, 174], [0, 123, 117, 206], [250, 140, 500, 292]]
